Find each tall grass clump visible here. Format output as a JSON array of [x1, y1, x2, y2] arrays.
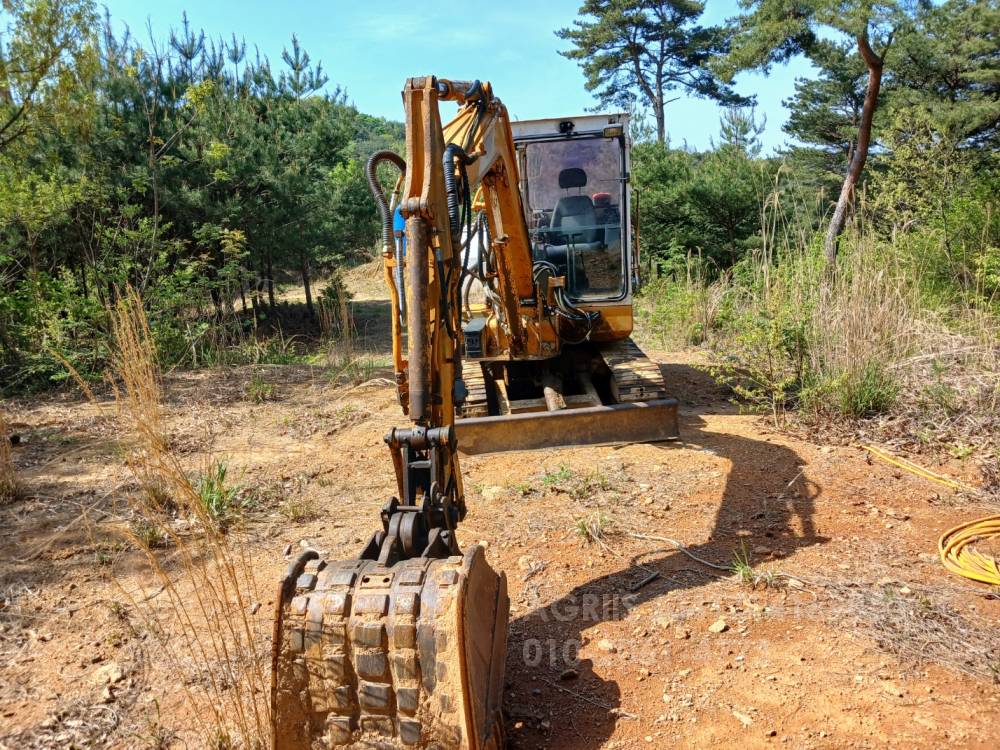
[[636, 255, 729, 348], [0, 408, 17, 502], [317, 271, 354, 339], [108, 287, 270, 746], [638, 168, 999, 462]]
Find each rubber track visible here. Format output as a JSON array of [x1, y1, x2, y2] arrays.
[[601, 338, 667, 402], [459, 361, 489, 418]]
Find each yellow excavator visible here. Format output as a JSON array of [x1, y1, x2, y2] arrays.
[[270, 77, 678, 749]]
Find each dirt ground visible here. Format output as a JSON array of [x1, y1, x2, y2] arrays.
[[2, 290, 999, 748]]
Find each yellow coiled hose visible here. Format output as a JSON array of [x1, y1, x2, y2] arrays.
[[863, 445, 1000, 587], [938, 515, 1000, 586]]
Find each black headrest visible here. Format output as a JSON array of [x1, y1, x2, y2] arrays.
[[558, 167, 587, 189]]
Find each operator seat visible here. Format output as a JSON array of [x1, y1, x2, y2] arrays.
[[545, 168, 602, 291], [549, 168, 601, 247]]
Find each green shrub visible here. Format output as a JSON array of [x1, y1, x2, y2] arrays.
[[195, 460, 245, 530], [835, 361, 900, 418], [244, 375, 277, 403]]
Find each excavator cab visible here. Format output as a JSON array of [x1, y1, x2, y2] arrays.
[[518, 121, 629, 301], [456, 112, 679, 454]]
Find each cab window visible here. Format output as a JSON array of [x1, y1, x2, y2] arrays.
[[518, 137, 625, 300]]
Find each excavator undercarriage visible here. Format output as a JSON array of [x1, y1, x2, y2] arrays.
[[457, 339, 678, 454]]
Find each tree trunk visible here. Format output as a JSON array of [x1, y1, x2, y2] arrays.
[[78, 254, 88, 300], [300, 256, 315, 320], [254, 260, 265, 312], [824, 35, 886, 265], [654, 99, 666, 144], [266, 252, 276, 311]]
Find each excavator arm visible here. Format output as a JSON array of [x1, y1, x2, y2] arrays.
[[270, 75, 678, 749], [270, 77, 512, 750]]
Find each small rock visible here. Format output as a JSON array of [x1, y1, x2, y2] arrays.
[[90, 661, 124, 686], [752, 545, 770, 555], [480, 485, 505, 502], [733, 710, 753, 727], [677, 668, 692, 678], [531, 688, 541, 696], [477, 540, 490, 550], [766, 729, 777, 737], [708, 618, 729, 634], [597, 639, 617, 654], [882, 681, 905, 698], [517, 555, 536, 571], [674, 628, 691, 640], [101, 686, 115, 704], [898, 586, 912, 596], [559, 668, 579, 680]]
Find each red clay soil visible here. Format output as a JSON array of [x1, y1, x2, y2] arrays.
[[1, 351, 998, 749]]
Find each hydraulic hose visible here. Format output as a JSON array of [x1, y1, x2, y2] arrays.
[[365, 150, 407, 321], [365, 150, 406, 254], [864, 444, 1000, 586], [443, 144, 476, 246], [940, 515, 1000, 586]]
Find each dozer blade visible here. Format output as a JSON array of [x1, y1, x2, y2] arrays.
[[271, 545, 508, 750], [454, 398, 680, 455]]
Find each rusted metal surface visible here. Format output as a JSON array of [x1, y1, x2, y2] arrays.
[[271, 546, 507, 749], [455, 398, 680, 455], [405, 216, 430, 423]]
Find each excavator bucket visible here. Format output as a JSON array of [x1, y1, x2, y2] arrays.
[[271, 545, 508, 750], [455, 398, 680, 455]]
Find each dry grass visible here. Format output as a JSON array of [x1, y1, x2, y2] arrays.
[[317, 271, 354, 339], [107, 288, 270, 747], [642, 199, 999, 482], [0, 407, 17, 503], [822, 578, 1000, 682]]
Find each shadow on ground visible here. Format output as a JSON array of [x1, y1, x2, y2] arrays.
[[503, 363, 828, 749]]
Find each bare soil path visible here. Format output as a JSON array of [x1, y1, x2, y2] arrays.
[[1, 288, 998, 749]]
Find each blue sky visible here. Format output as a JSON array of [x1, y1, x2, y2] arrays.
[[103, 0, 815, 154]]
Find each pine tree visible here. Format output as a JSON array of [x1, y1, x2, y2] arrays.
[[557, 0, 746, 143], [721, 0, 904, 264]]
